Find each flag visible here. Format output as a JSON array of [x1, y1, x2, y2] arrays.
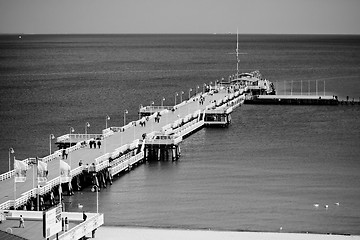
[[14, 160, 28, 182], [60, 160, 71, 183], [37, 159, 48, 183]]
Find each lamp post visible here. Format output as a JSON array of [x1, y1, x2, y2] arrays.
[[92, 185, 99, 213], [106, 115, 110, 129], [180, 91, 184, 102], [9, 148, 14, 172], [85, 122, 90, 135], [203, 83, 206, 93], [161, 97, 165, 107], [49, 134, 55, 156], [139, 105, 142, 119], [124, 110, 128, 126], [196, 85, 199, 95], [175, 92, 178, 106], [188, 88, 192, 99], [105, 115, 110, 154], [69, 127, 74, 167]]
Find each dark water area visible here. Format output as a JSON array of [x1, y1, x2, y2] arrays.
[[0, 34, 359, 234]]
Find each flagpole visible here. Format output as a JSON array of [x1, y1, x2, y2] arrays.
[[13, 157, 16, 210], [59, 158, 62, 212], [37, 157, 39, 211]]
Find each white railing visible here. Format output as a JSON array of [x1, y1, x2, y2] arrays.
[[95, 153, 110, 166], [0, 170, 14, 181], [59, 213, 104, 240], [129, 152, 144, 166], [56, 134, 102, 143]]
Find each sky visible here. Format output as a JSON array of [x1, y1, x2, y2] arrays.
[[0, 0, 359, 34]]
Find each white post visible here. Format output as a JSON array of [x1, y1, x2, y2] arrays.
[[301, 80, 302, 95], [69, 127, 74, 170], [96, 186, 99, 213], [189, 88, 192, 99], [49, 134, 55, 156], [124, 110, 128, 126], [85, 122, 90, 135], [105, 115, 110, 154], [8, 148, 12, 172]]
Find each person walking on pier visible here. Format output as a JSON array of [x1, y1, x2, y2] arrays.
[[97, 140, 101, 149], [83, 211, 87, 221], [19, 215, 25, 228]]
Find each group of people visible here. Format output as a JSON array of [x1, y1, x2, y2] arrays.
[[199, 96, 206, 105], [89, 140, 101, 149]]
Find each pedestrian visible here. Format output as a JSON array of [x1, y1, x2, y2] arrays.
[[79, 160, 83, 166], [97, 140, 101, 149], [19, 215, 25, 228], [83, 211, 87, 221], [65, 217, 69, 231]]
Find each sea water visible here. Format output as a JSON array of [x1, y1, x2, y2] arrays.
[[0, 34, 359, 234]]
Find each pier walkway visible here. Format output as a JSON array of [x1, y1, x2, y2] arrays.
[[0, 86, 245, 211]]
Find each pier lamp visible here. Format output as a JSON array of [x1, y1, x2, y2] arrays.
[[138, 105, 143, 120], [161, 97, 165, 107], [124, 110, 128, 126], [85, 122, 90, 135], [69, 127, 74, 163], [175, 92, 178, 106], [188, 88, 193, 99], [209, 81, 213, 91], [92, 185, 99, 213], [196, 85, 199, 95], [8, 147, 15, 172], [180, 91, 184, 102], [49, 134, 55, 156], [203, 83, 206, 93], [106, 115, 110, 129]]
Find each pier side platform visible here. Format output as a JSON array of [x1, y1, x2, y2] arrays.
[[244, 95, 339, 105]]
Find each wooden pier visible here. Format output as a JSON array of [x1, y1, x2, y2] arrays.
[[0, 85, 245, 239]]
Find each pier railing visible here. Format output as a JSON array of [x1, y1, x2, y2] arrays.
[[58, 213, 104, 240], [56, 133, 103, 143]]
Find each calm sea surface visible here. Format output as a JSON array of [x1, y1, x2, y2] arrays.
[[0, 34, 360, 234]]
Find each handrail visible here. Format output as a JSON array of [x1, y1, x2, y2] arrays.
[[58, 213, 104, 240]]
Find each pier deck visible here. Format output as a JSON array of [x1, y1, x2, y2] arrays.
[[0, 88, 243, 211]]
